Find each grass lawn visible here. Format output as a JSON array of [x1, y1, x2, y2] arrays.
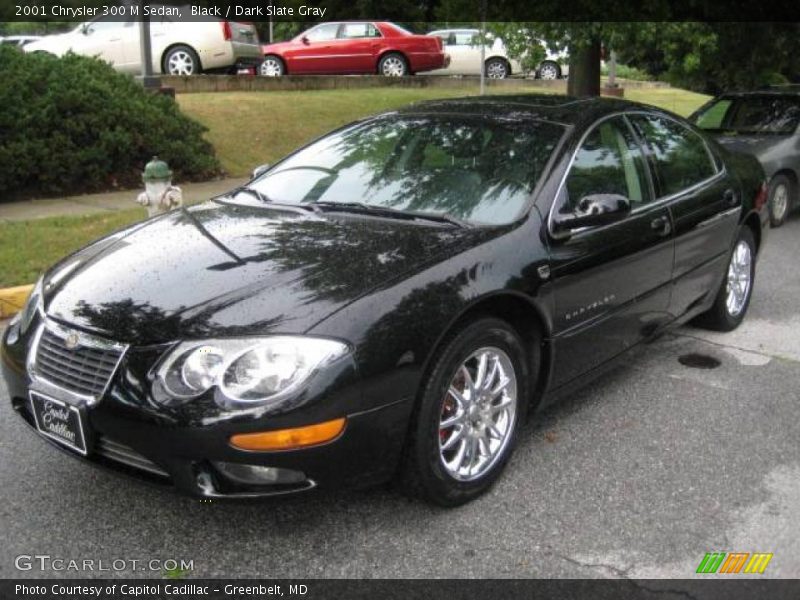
[[177, 85, 710, 177], [624, 86, 710, 118], [0, 84, 710, 289], [0, 210, 142, 288]]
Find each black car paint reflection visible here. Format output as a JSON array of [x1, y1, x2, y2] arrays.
[[1, 95, 769, 499]]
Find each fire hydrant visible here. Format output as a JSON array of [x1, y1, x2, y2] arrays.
[[136, 156, 183, 217]]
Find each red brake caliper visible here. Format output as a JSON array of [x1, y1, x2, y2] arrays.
[[440, 397, 454, 444]]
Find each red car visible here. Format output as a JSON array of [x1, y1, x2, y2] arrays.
[[260, 21, 449, 77]]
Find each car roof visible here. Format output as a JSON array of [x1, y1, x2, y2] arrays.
[[396, 94, 649, 127], [718, 88, 800, 99]]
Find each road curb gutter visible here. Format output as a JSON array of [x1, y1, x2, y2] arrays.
[[0, 284, 33, 318]]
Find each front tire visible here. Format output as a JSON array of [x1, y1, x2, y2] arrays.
[[260, 55, 285, 77], [693, 227, 756, 331], [163, 45, 200, 76], [378, 53, 409, 77], [398, 317, 533, 506], [538, 60, 561, 80], [768, 174, 793, 227]]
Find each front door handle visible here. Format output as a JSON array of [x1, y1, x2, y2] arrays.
[[651, 215, 672, 236]]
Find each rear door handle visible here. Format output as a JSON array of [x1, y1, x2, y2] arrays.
[[651, 215, 672, 236], [724, 189, 739, 207]]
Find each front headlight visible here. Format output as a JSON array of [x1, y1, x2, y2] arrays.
[[155, 336, 349, 407], [19, 276, 44, 333]]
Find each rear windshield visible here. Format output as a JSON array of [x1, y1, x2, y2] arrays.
[[695, 96, 800, 134], [245, 115, 565, 225]]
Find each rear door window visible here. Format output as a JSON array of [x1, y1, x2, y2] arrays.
[[630, 115, 717, 198], [339, 23, 380, 39]]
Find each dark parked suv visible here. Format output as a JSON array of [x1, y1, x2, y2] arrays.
[[692, 87, 800, 227]]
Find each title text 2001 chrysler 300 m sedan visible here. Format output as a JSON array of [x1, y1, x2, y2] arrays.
[[1, 95, 769, 506]]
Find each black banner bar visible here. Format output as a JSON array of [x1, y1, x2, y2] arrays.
[[4, 579, 800, 600], [2, 0, 800, 22]]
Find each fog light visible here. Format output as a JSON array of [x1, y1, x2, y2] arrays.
[[212, 462, 306, 485], [229, 417, 346, 451]]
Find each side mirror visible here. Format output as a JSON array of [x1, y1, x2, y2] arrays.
[[251, 163, 270, 179], [82, 24, 91, 35], [552, 193, 631, 234], [301, 35, 310, 45]]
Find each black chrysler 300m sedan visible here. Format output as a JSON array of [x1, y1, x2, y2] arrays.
[[2, 95, 769, 506]]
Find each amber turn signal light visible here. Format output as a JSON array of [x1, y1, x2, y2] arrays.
[[230, 417, 346, 451]]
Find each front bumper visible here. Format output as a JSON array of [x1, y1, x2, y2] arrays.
[[2, 320, 413, 498]]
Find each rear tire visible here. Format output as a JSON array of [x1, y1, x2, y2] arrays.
[[485, 57, 510, 79], [378, 53, 409, 77], [768, 173, 793, 228], [538, 61, 561, 80], [398, 317, 533, 506], [693, 227, 756, 332], [163, 45, 201, 76]]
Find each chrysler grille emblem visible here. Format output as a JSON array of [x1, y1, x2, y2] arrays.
[[64, 333, 80, 350]]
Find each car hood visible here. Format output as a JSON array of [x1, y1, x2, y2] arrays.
[[43, 202, 490, 345], [24, 32, 73, 55]]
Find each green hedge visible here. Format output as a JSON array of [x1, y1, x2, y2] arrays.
[[0, 46, 221, 200]]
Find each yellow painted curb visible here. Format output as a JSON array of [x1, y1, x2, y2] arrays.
[[0, 284, 34, 319]]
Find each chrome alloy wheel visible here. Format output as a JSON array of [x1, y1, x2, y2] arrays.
[[539, 63, 559, 80], [726, 239, 752, 317], [772, 183, 789, 222], [168, 50, 195, 75], [438, 347, 518, 482], [486, 60, 508, 79], [260, 57, 283, 77], [381, 56, 406, 77]]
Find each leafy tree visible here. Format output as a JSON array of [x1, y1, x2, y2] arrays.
[[618, 22, 800, 94]]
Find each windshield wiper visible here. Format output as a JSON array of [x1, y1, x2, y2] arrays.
[[401, 209, 473, 229], [228, 186, 272, 204], [312, 202, 470, 228]]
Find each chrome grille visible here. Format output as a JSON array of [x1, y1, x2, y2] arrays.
[[96, 436, 170, 479], [32, 321, 126, 401]]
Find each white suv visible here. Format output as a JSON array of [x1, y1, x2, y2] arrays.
[[427, 29, 568, 80], [24, 13, 261, 75]]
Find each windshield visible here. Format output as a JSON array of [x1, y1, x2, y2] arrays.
[[695, 96, 800, 134], [242, 115, 565, 226]]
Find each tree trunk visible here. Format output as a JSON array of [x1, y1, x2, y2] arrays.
[[567, 39, 602, 97]]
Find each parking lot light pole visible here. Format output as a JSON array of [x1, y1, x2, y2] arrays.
[[479, 20, 486, 96], [479, 0, 487, 96], [138, 0, 160, 88]]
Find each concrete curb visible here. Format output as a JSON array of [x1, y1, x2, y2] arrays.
[[0, 284, 33, 318], [161, 74, 671, 94]]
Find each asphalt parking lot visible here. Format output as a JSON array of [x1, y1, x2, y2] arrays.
[[1, 217, 799, 580]]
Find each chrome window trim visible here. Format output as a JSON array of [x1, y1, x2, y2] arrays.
[[546, 110, 727, 240], [27, 319, 129, 408]]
